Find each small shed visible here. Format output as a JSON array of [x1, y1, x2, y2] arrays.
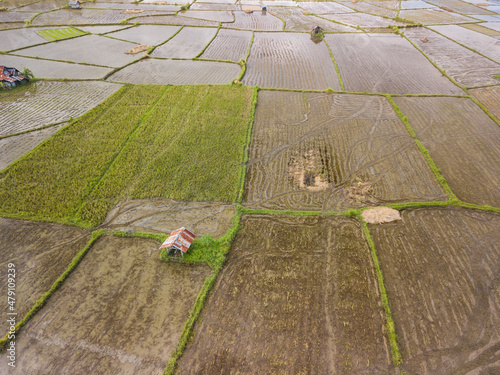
[[159, 227, 195, 257], [311, 25, 323, 34], [0, 66, 28, 88], [69, 0, 81, 9]]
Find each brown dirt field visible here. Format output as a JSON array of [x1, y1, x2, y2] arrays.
[[461, 23, 500, 37], [398, 9, 477, 24], [0, 218, 90, 335], [369, 207, 500, 375], [177, 215, 393, 374], [0, 235, 211, 374], [469, 85, 500, 121], [243, 91, 447, 211], [102, 198, 236, 238], [393, 96, 500, 207]]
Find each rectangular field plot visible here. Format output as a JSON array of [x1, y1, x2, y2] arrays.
[[0, 218, 90, 335], [326, 33, 465, 94], [224, 11, 283, 30], [133, 14, 218, 26], [14, 0, 68, 12], [200, 29, 252, 62], [425, 0, 495, 14], [36, 27, 88, 42], [0, 10, 36, 23], [18, 35, 138, 68], [243, 33, 341, 90], [105, 25, 180, 45], [398, 9, 478, 24], [0, 28, 47, 51], [152, 27, 217, 58], [243, 91, 446, 211], [298, 1, 355, 14], [109, 58, 241, 85], [469, 85, 500, 120], [182, 10, 235, 22], [370, 208, 500, 375], [0, 235, 211, 374], [0, 81, 121, 137], [269, 7, 359, 32], [394, 96, 500, 207], [321, 12, 404, 28], [178, 215, 392, 374], [403, 27, 500, 87]]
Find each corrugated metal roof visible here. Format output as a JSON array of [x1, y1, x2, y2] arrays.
[[160, 227, 195, 253]]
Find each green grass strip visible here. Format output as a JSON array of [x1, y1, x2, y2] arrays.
[[385, 94, 457, 200], [194, 24, 220, 58], [361, 221, 402, 366], [323, 37, 345, 91], [235, 30, 254, 83], [466, 94, 500, 128], [0, 229, 105, 349], [112, 230, 167, 243]]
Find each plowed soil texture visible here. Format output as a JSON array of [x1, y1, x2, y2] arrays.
[[0, 218, 90, 334], [224, 11, 283, 30], [200, 28, 252, 62], [152, 27, 217, 59], [394, 96, 500, 207], [243, 91, 446, 211], [0, 55, 113, 79], [430, 25, 500, 63], [0, 123, 66, 171], [403, 27, 500, 87], [106, 25, 180, 45], [369, 207, 500, 375], [242, 32, 341, 90], [102, 199, 235, 238], [325, 33, 465, 95], [0, 235, 211, 374], [398, 9, 477, 24], [269, 7, 358, 32], [18, 35, 138, 68], [0, 11, 36, 23], [177, 215, 393, 374], [321, 12, 404, 28], [133, 15, 218, 26], [109, 58, 240, 84], [0, 81, 121, 137], [469, 85, 500, 120]]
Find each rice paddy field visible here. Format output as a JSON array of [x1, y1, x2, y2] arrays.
[[0, 0, 499, 374]]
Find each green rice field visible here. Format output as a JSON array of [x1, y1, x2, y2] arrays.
[[36, 27, 88, 41]]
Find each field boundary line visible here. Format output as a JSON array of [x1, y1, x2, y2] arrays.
[[0, 229, 105, 350], [465, 93, 500, 128], [323, 37, 345, 91], [0, 121, 67, 140], [235, 30, 254, 82], [194, 23, 221, 58]]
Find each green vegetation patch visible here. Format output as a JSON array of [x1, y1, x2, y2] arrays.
[[36, 27, 88, 42], [0, 85, 253, 228]]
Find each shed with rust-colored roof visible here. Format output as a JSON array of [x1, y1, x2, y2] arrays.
[[159, 227, 195, 257]]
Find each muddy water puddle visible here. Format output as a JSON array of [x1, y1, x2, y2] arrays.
[[394, 96, 500, 207], [243, 91, 446, 211], [0, 235, 211, 374], [370, 207, 500, 375], [102, 198, 235, 238], [178, 215, 392, 374], [0, 218, 90, 335]]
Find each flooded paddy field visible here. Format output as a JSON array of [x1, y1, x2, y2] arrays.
[[0, 235, 211, 374], [0, 11, 36, 23], [106, 24, 180, 45], [370, 208, 500, 375], [461, 22, 500, 37], [426, 0, 496, 14], [0, 81, 121, 137], [326, 33, 465, 94], [224, 11, 283, 31], [200, 28, 252, 62], [297, 1, 355, 14], [13, 0, 67, 12], [0, 218, 90, 334], [321, 12, 404, 28], [243, 32, 341, 90], [244, 91, 446, 211], [132, 14, 218, 26], [394, 96, 500, 207], [102, 199, 236, 238], [178, 215, 392, 374], [398, 9, 478, 24], [152, 27, 218, 59], [269, 7, 359, 32], [469, 85, 500, 120], [181, 10, 235, 23], [109, 58, 241, 84], [336, 0, 398, 17], [81, 2, 179, 11], [17, 34, 139, 68], [76, 24, 131, 34], [403, 27, 500, 87], [31, 9, 134, 25], [0, 27, 50, 51]]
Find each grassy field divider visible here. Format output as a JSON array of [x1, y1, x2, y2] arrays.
[[234, 30, 254, 83], [386, 94, 457, 201], [236, 87, 258, 203], [361, 221, 402, 367], [323, 37, 345, 91], [194, 24, 220, 58], [466, 94, 500, 128], [0, 121, 67, 140], [0, 229, 105, 350]]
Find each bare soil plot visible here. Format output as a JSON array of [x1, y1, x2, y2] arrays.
[[394, 96, 500, 207], [200, 28, 252, 62], [0, 27, 48, 51], [181, 9, 234, 22], [0, 10, 36, 22], [0, 54, 113, 79], [321, 12, 404, 28], [107, 25, 180, 45], [298, 1, 355, 14], [243, 33, 341, 90], [244, 91, 446, 211], [399, 9, 478, 24], [326, 33, 465, 94], [469, 85, 500, 120], [178, 215, 392, 374], [0, 123, 66, 171], [224, 10, 283, 30], [15, 0, 67, 12], [152, 27, 217, 58], [134, 14, 218, 26], [102, 199, 235, 237], [461, 22, 500, 36], [0, 218, 90, 334], [0, 81, 121, 136], [0, 235, 211, 375], [430, 24, 500, 62], [403, 27, 500, 87], [108, 58, 240, 84], [370, 208, 500, 375], [336, 0, 398, 17], [18, 34, 138, 67], [269, 7, 359, 32], [426, 0, 495, 14]]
